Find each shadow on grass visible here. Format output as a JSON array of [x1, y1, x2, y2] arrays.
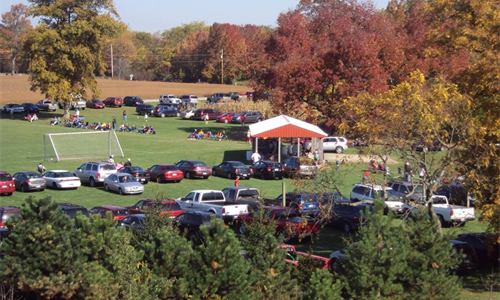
[[460, 266, 500, 295], [178, 125, 249, 142]]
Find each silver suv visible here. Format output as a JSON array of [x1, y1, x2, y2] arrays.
[[73, 162, 117, 187], [322, 136, 348, 153], [350, 184, 404, 213]]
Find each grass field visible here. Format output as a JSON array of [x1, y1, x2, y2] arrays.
[[0, 98, 497, 299]]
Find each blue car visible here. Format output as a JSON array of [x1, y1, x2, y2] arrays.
[[21, 103, 40, 114]]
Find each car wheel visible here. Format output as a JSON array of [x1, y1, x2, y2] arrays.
[[105, 184, 109, 191], [203, 176, 209, 179], [238, 223, 245, 234], [224, 119, 228, 124], [20, 184, 27, 192], [212, 169, 216, 176], [438, 215, 447, 227], [257, 118, 262, 122], [7, 193, 12, 196], [158, 176, 163, 183], [278, 176, 283, 180], [335, 146, 343, 154], [161, 113, 165, 118], [330, 258, 341, 273], [52, 182, 58, 189], [343, 222, 351, 233], [144, 181, 149, 185], [227, 172, 232, 179], [119, 188, 124, 195], [186, 172, 192, 179], [89, 177, 96, 187]]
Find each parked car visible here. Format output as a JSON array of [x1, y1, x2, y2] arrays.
[[216, 112, 237, 123], [180, 94, 199, 103], [36, 99, 57, 111], [147, 164, 184, 183], [322, 136, 348, 153], [86, 99, 105, 109], [176, 190, 249, 222], [73, 162, 117, 187], [388, 181, 423, 202], [123, 96, 144, 106], [229, 92, 240, 100], [350, 184, 405, 213], [456, 233, 499, 267], [0, 172, 15, 196], [175, 160, 211, 179], [207, 93, 230, 103], [250, 160, 285, 180], [103, 173, 144, 195], [43, 170, 81, 190], [153, 105, 180, 118], [450, 239, 478, 273], [212, 161, 252, 180], [57, 203, 89, 218], [232, 111, 263, 124], [181, 109, 196, 119], [265, 192, 321, 217], [89, 205, 130, 220], [221, 187, 260, 209], [118, 214, 146, 232], [1, 104, 24, 114], [175, 211, 215, 243], [159, 94, 181, 104], [435, 183, 473, 207], [127, 199, 183, 218], [57, 100, 86, 110], [103, 97, 123, 107], [192, 108, 221, 120], [237, 206, 319, 242], [316, 192, 351, 206], [20, 103, 40, 114], [282, 157, 317, 178], [118, 166, 149, 184], [13, 171, 46, 192], [136, 104, 155, 116], [0, 206, 20, 228], [329, 203, 373, 233]]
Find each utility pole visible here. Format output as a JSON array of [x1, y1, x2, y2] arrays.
[[110, 44, 114, 79], [220, 49, 224, 85]]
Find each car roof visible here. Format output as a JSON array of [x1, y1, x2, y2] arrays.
[[189, 190, 223, 193], [0, 171, 12, 175], [46, 170, 71, 173], [0, 206, 20, 211], [354, 184, 391, 190], [140, 199, 177, 204], [223, 186, 255, 190], [225, 161, 245, 164], [94, 205, 127, 210], [58, 203, 86, 209], [16, 171, 39, 175]]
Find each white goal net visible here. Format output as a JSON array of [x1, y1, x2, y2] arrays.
[[44, 131, 124, 161]]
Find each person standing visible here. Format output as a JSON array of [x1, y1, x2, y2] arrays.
[[251, 151, 261, 164], [124, 158, 132, 167], [37, 162, 46, 174], [404, 160, 412, 182], [112, 116, 116, 130], [240, 114, 246, 127], [123, 110, 127, 122], [144, 113, 148, 123], [108, 155, 115, 165], [247, 130, 251, 143], [234, 176, 240, 187], [362, 170, 371, 184], [204, 113, 209, 124], [75, 107, 80, 118]]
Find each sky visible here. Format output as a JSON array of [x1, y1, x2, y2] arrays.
[[1, 0, 391, 33]]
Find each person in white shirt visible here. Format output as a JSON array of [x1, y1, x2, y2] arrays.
[[108, 155, 115, 165], [251, 152, 261, 164]]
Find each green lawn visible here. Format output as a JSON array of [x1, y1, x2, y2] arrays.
[[0, 106, 496, 299]]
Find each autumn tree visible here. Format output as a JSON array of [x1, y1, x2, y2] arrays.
[[24, 0, 119, 118], [171, 29, 209, 82], [0, 4, 31, 74]]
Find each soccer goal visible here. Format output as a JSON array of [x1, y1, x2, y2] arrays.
[[44, 131, 124, 161]]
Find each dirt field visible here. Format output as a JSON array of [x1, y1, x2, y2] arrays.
[[324, 153, 399, 164], [0, 74, 250, 104]]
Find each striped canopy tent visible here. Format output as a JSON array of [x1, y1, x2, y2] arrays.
[[248, 115, 328, 162]]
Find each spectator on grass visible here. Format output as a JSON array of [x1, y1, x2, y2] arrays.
[[116, 162, 124, 170], [240, 114, 246, 127], [124, 158, 132, 167], [362, 170, 371, 184], [251, 151, 261, 164], [38, 162, 46, 174], [204, 113, 209, 124], [144, 113, 148, 123], [108, 155, 115, 165], [75, 107, 80, 118], [112, 117, 116, 130], [404, 160, 412, 182], [128, 123, 137, 131], [50, 117, 59, 125], [217, 131, 226, 141], [150, 127, 156, 134], [247, 130, 251, 143], [123, 110, 127, 121]]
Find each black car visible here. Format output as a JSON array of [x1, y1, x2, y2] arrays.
[[329, 204, 373, 233], [13, 171, 46, 192], [434, 183, 473, 207], [456, 233, 499, 267], [175, 211, 214, 244], [119, 166, 150, 184], [20, 103, 40, 114], [153, 105, 180, 118], [135, 104, 155, 116], [57, 203, 89, 218], [0, 206, 20, 228], [250, 160, 284, 180], [450, 240, 478, 273], [212, 161, 252, 180], [118, 214, 146, 232], [123, 96, 144, 106], [265, 192, 321, 217]]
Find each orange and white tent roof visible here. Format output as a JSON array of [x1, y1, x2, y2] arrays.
[[248, 115, 328, 138]]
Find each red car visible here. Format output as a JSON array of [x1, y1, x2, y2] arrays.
[[103, 97, 123, 107], [126, 199, 183, 218], [0, 206, 20, 228], [174, 160, 211, 179], [147, 164, 184, 183], [280, 244, 330, 270], [216, 112, 237, 123], [89, 205, 130, 221], [237, 206, 320, 242], [0, 172, 15, 196], [86, 100, 105, 109]]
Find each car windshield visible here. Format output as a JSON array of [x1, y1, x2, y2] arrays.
[[129, 167, 143, 173], [100, 164, 116, 171], [230, 162, 246, 168], [239, 190, 259, 198], [25, 173, 41, 179], [0, 174, 12, 181], [112, 210, 129, 216], [163, 165, 177, 171], [192, 161, 207, 167], [93, 100, 102, 103], [162, 202, 181, 211], [385, 189, 400, 199], [119, 176, 136, 183], [54, 172, 73, 178]]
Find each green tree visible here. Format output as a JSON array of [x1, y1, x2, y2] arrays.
[[189, 219, 252, 299], [24, 0, 119, 118], [302, 269, 343, 300]]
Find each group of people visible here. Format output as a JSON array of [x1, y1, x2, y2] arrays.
[[24, 113, 39, 122], [64, 117, 87, 128], [108, 156, 132, 170], [117, 123, 138, 132], [138, 124, 156, 134], [187, 129, 226, 141]]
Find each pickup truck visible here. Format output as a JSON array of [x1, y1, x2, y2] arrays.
[[403, 195, 475, 226], [222, 186, 260, 209], [36, 100, 58, 111], [176, 190, 249, 222]]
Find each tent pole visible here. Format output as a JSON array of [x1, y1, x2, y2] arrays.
[[297, 138, 301, 158], [278, 137, 281, 163]]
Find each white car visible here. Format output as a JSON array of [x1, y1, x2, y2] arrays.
[[350, 184, 405, 213], [43, 170, 81, 190], [403, 195, 475, 226], [322, 136, 348, 153], [180, 94, 199, 103], [181, 109, 196, 119], [2, 104, 25, 114], [104, 173, 144, 195], [159, 94, 181, 104]]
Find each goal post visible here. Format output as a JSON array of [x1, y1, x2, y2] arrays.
[[44, 131, 124, 161]]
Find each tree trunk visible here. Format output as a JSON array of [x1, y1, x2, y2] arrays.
[[11, 53, 17, 75], [63, 101, 71, 120]]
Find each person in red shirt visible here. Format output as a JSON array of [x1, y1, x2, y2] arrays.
[[240, 114, 246, 127], [234, 176, 240, 187], [362, 170, 371, 184]]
